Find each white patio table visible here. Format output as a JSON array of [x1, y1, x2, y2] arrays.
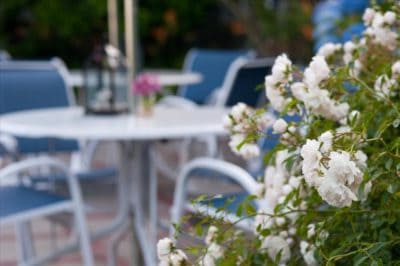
[[0, 106, 227, 266], [69, 69, 202, 88]]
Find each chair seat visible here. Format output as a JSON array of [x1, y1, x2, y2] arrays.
[[29, 167, 118, 183], [0, 186, 69, 220]]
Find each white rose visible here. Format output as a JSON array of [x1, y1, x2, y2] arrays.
[[202, 243, 224, 266], [318, 131, 333, 153], [328, 151, 362, 186], [317, 176, 358, 207], [228, 134, 246, 152], [383, 11, 396, 25], [317, 42, 341, 58], [363, 8, 375, 25], [392, 61, 400, 77], [309, 55, 331, 85], [273, 118, 288, 133], [307, 224, 316, 238], [240, 143, 260, 159], [354, 150, 368, 168], [288, 227, 297, 235], [288, 125, 296, 133], [170, 249, 188, 266], [372, 13, 385, 28], [276, 217, 286, 226], [157, 238, 174, 260], [291, 82, 307, 101], [282, 184, 293, 195], [271, 54, 292, 82], [300, 139, 322, 185], [262, 236, 291, 263], [230, 102, 248, 120], [344, 41, 357, 53], [289, 177, 301, 189]]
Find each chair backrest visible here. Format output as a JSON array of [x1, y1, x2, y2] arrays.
[[217, 57, 275, 108], [0, 59, 79, 154], [178, 48, 254, 105]]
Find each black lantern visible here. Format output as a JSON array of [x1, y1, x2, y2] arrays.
[[83, 44, 129, 114]]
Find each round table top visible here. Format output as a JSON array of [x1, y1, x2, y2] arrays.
[[140, 70, 202, 86], [0, 107, 227, 141], [69, 69, 202, 87]]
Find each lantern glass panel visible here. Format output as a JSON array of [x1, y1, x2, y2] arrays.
[[83, 44, 129, 115]]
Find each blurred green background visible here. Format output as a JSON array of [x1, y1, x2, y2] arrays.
[[0, 0, 315, 69]]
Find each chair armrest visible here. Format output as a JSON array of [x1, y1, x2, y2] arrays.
[[157, 95, 199, 109], [0, 156, 82, 203], [170, 157, 259, 236]]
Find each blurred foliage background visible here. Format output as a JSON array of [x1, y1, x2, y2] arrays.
[[0, 0, 316, 69]]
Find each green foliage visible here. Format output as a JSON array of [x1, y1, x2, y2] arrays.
[[166, 2, 400, 265]]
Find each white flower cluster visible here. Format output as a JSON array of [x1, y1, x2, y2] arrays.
[[261, 235, 291, 264], [294, 56, 349, 121], [343, 41, 363, 78], [266, 54, 349, 122], [317, 42, 342, 58], [363, 8, 398, 51], [256, 150, 301, 209], [300, 131, 366, 207], [157, 238, 188, 266], [254, 150, 305, 264], [224, 102, 275, 159], [265, 54, 293, 112], [201, 226, 224, 266], [272, 118, 299, 145]]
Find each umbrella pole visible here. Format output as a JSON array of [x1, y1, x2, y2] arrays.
[[124, 0, 137, 113], [107, 0, 119, 48]]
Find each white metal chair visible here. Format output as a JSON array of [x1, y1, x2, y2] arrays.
[[0, 156, 94, 266], [169, 157, 268, 237]]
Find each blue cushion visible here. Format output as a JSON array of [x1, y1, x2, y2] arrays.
[[342, 23, 365, 42], [313, 21, 337, 40], [0, 186, 68, 218], [225, 62, 271, 107], [29, 167, 118, 183], [0, 62, 79, 154], [338, 0, 369, 15], [179, 49, 251, 105]]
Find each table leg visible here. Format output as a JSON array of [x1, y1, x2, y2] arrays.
[[129, 141, 157, 266]]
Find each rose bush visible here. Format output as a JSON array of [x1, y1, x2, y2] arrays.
[[158, 2, 400, 265]]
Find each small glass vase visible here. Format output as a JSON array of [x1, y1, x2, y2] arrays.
[[137, 94, 155, 117]]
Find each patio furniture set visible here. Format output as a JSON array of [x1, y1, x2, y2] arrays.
[[0, 49, 275, 266]]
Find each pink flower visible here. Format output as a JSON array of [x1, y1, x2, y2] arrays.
[[132, 73, 161, 96]]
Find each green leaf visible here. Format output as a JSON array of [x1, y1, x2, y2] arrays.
[[236, 203, 243, 217], [244, 203, 256, 216]]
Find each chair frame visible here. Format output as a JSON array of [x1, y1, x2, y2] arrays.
[[0, 157, 94, 266], [169, 157, 268, 237]]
